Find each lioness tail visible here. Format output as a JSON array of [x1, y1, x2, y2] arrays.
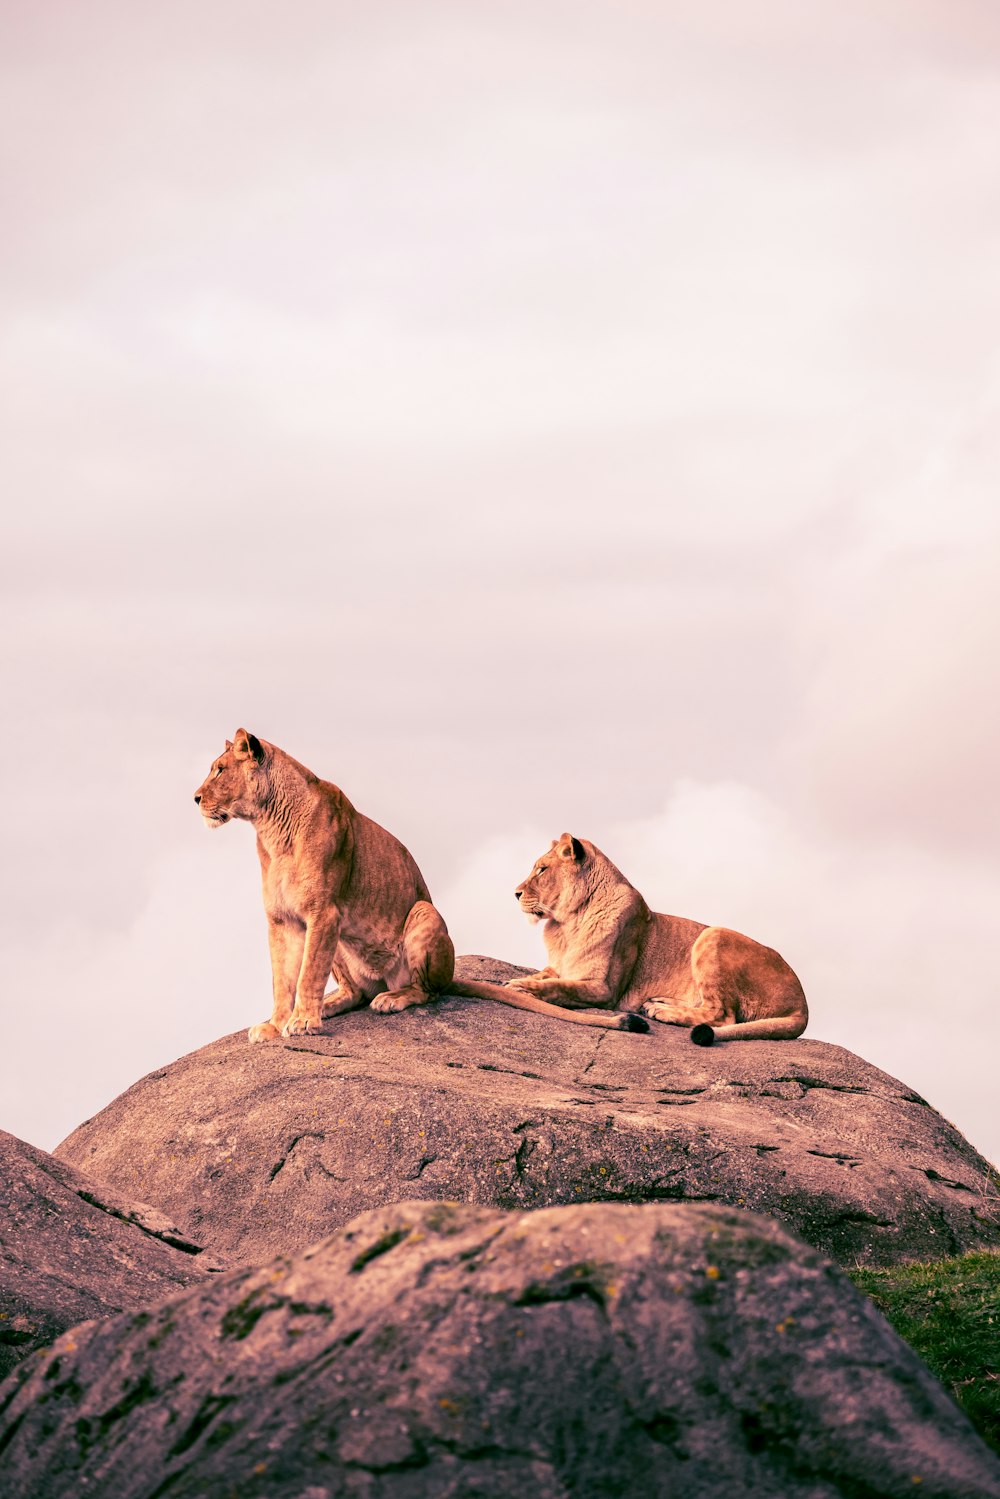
[[446, 979, 648, 1033], [691, 1013, 807, 1045]]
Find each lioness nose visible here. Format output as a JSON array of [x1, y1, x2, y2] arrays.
[[194, 794, 201, 805], [514, 888, 523, 901]]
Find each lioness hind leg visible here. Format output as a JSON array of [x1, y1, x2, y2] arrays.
[[370, 983, 434, 1014], [687, 926, 807, 1043], [322, 991, 367, 1017], [322, 963, 367, 1018], [370, 901, 455, 1015]]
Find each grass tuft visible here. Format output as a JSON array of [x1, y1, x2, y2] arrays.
[[849, 1248, 1000, 1454]]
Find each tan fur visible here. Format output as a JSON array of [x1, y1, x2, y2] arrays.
[[511, 834, 808, 1044], [194, 734, 645, 1041]]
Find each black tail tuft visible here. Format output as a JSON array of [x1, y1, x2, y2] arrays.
[[690, 1024, 715, 1047], [622, 1012, 650, 1033]]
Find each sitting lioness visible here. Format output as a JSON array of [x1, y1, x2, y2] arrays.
[[510, 834, 808, 1045], [194, 732, 648, 1041]]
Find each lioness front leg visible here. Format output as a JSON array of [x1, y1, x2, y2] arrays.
[[505, 975, 615, 1009], [282, 910, 343, 1036], [250, 917, 304, 1043]]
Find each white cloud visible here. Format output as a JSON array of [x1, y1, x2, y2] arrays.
[[1, 1, 998, 1179], [0, 839, 264, 1153]]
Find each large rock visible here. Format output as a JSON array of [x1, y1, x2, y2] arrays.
[[2, 1198, 998, 1499], [0, 1129, 214, 1381], [58, 958, 1000, 1269]]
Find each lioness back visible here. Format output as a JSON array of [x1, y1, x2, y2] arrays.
[[345, 808, 432, 921]]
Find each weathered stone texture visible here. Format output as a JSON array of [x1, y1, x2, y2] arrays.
[[2, 1198, 998, 1499], [56, 958, 1000, 1269], [0, 1129, 212, 1380]]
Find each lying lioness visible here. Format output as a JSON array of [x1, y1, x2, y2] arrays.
[[194, 733, 648, 1041], [511, 834, 808, 1044]]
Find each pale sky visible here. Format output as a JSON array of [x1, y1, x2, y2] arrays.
[[2, 2, 999, 1167]]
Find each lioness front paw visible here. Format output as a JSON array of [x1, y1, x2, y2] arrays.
[[641, 1000, 683, 1023], [248, 1021, 281, 1044], [280, 1011, 321, 1037], [370, 988, 419, 1013], [505, 977, 540, 992]]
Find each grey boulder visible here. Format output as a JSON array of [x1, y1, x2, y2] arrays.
[[57, 958, 1000, 1269], [0, 1128, 214, 1381], [1, 1198, 998, 1499]]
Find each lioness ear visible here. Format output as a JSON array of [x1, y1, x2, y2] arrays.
[[233, 728, 264, 764], [225, 740, 233, 751], [557, 834, 585, 862]]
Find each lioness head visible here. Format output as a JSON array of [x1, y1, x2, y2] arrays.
[[194, 729, 266, 828], [515, 834, 589, 923]]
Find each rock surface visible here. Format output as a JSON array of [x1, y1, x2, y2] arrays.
[[2, 1198, 998, 1499], [0, 1129, 214, 1381], [58, 958, 1000, 1269]]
